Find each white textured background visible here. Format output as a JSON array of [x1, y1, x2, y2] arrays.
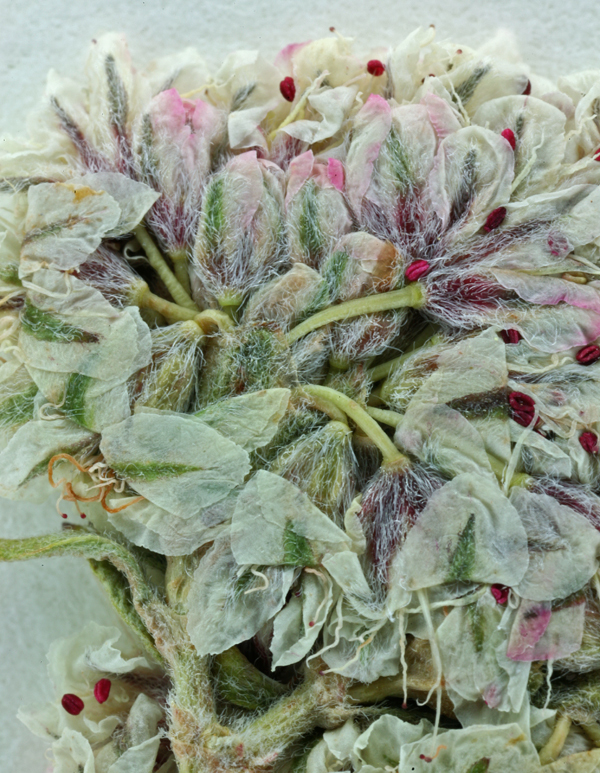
[[1, 0, 600, 769]]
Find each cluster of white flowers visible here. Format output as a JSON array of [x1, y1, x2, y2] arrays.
[[3, 26, 600, 773]]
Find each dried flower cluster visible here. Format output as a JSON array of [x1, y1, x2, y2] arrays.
[[4, 26, 600, 773]]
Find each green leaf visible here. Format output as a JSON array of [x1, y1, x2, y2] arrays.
[[21, 300, 99, 344], [385, 126, 413, 193], [453, 65, 491, 105], [298, 180, 323, 263], [105, 54, 128, 132], [446, 513, 477, 582], [62, 372, 93, 426], [203, 176, 225, 255], [283, 522, 315, 567], [466, 758, 490, 773], [0, 384, 37, 427], [109, 461, 203, 481]]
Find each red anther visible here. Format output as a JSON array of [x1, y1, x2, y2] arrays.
[[491, 584, 510, 605], [94, 678, 111, 704], [405, 260, 430, 282], [509, 391, 536, 427], [500, 329, 522, 345], [279, 77, 296, 102], [576, 345, 600, 365], [523, 80, 531, 95], [61, 693, 84, 715], [61, 513, 68, 519], [501, 128, 516, 150], [483, 206, 507, 232], [80, 512, 87, 519], [308, 621, 315, 628], [580, 431, 599, 454], [367, 59, 386, 77], [594, 148, 600, 161]]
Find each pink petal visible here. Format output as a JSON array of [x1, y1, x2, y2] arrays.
[[345, 93, 392, 214], [327, 158, 345, 191]]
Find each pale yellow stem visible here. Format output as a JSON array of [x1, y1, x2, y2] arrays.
[[302, 384, 406, 464], [286, 284, 426, 345], [170, 250, 192, 296], [368, 325, 438, 383], [539, 714, 571, 764], [134, 225, 198, 311], [366, 406, 404, 428]]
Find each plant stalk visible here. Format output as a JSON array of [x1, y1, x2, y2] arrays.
[[302, 385, 406, 464], [286, 283, 426, 345]]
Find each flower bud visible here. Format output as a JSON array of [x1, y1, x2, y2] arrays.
[[134, 321, 204, 412], [193, 151, 285, 306], [269, 421, 356, 522], [286, 151, 352, 270]]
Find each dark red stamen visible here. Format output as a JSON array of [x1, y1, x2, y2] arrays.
[[483, 207, 507, 232], [580, 431, 599, 455], [501, 128, 516, 150], [594, 148, 600, 161], [279, 77, 296, 102], [523, 80, 531, 95], [405, 260, 430, 282], [500, 329, 522, 345], [61, 693, 84, 715], [509, 391, 536, 427], [94, 678, 111, 704], [576, 345, 600, 365], [491, 584, 510, 605], [308, 621, 315, 628], [367, 59, 386, 77], [80, 512, 87, 519], [61, 513, 68, 519]]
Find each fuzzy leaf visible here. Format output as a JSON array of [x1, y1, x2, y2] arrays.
[[186, 536, 295, 656], [100, 412, 250, 518], [196, 388, 290, 451], [396, 473, 529, 589], [230, 470, 350, 566]]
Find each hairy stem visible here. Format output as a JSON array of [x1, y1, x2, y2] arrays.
[[302, 384, 406, 464], [286, 283, 426, 344], [368, 324, 439, 383], [135, 224, 198, 311], [214, 647, 288, 710]]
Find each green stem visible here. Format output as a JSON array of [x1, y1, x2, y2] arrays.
[[302, 385, 406, 464], [170, 250, 192, 296], [213, 647, 288, 710], [368, 324, 438, 383], [294, 387, 348, 424], [286, 283, 426, 344], [88, 559, 164, 665], [141, 287, 199, 323], [134, 225, 199, 311], [582, 722, 600, 747], [232, 681, 321, 760], [366, 406, 404, 428], [486, 454, 532, 489]]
